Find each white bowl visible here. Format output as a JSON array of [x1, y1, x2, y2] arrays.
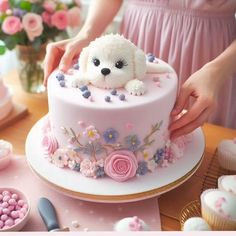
[[0, 188, 30, 232]]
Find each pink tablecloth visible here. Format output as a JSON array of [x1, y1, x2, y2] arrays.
[[0, 156, 161, 231]]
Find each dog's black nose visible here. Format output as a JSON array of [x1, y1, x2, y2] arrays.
[[101, 68, 111, 76]]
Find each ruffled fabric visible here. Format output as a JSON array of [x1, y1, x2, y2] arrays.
[[120, 0, 236, 128]]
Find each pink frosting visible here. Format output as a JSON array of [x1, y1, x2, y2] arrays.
[[42, 132, 58, 155], [104, 150, 138, 182]]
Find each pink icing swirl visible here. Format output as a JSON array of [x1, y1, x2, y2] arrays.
[[42, 132, 58, 155], [104, 150, 138, 182]]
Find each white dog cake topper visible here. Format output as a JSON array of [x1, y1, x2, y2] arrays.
[[72, 34, 173, 96]]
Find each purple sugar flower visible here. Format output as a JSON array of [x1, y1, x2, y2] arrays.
[[103, 128, 119, 144], [136, 161, 149, 175], [124, 135, 141, 152]]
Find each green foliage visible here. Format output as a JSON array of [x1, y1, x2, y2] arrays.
[[0, 40, 6, 55]]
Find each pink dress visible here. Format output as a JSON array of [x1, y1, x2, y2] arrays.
[[120, 0, 236, 129]]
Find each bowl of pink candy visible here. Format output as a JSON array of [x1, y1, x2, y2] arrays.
[[0, 188, 30, 232]]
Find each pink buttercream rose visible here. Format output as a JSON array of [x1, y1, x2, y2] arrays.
[[67, 7, 81, 28], [2, 16, 21, 35], [22, 13, 43, 41], [104, 150, 138, 182], [42, 132, 58, 155], [0, 0, 9, 12], [42, 11, 51, 26], [51, 10, 68, 30], [43, 0, 56, 13]]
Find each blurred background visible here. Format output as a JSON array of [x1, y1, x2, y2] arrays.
[[0, 0, 126, 77]]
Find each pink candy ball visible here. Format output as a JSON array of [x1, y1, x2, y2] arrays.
[[5, 218, 14, 227], [17, 200, 24, 207], [1, 202, 8, 208], [2, 208, 10, 215], [11, 194, 18, 200], [8, 199, 16, 206], [3, 196, 10, 202], [0, 189, 29, 231], [10, 211, 19, 219], [1, 214, 8, 221], [2, 191, 10, 197]]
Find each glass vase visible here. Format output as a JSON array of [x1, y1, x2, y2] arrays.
[[16, 44, 46, 93]]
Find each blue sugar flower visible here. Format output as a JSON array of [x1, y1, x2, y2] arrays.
[[154, 147, 165, 164], [136, 161, 149, 175], [103, 128, 119, 144], [124, 135, 141, 152], [95, 166, 106, 178]]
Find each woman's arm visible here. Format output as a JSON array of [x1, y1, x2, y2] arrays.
[[169, 39, 236, 139], [44, 0, 123, 85]]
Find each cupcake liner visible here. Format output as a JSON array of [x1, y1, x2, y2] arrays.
[[218, 149, 236, 171], [201, 189, 236, 230]]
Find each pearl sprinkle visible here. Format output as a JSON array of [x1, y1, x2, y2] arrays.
[[0, 190, 28, 230]]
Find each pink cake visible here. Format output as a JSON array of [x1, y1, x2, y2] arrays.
[[42, 34, 191, 182], [0, 77, 12, 120]]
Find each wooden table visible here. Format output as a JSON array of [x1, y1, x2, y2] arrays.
[[1, 70, 236, 231]]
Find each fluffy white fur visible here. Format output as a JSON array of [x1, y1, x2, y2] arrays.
[[72, 34, 173, 96]]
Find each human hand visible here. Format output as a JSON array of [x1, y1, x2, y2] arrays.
[[169, 63, 223, 139], [43, 36, 90, 86]]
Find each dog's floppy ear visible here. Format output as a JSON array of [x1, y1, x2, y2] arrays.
[[79, 46, 89, 73], [134, 48, 146, 80]]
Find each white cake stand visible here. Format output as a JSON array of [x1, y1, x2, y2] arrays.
[[26, 116, 205, 203]]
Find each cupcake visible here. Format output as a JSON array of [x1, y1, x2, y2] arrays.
[[0, 140, 13, 170], [114, 216, 150, 231], [218, 175, 236, 197], [183, 217, 211, 231], [201, 189, 236, 230], [217, 138, 236, 171]]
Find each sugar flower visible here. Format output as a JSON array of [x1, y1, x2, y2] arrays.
[[83, 125, 100, 141], [41, 132, 58, 155], [22, 13, 43, 41], [52, 148, 69, 168], [80, 159, 97, 177], [104, 150, 138, 182], [124, 135, 141, 152], [2, 16, 22, 35], [103, 128, 119, 144]]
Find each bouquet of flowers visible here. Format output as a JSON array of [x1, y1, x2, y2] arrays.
[[0, 0, 81, 93], [0, 0, 81, 54]]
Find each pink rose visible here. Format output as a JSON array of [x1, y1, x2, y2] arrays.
[[67, 7, 81, 28], [0, 0, 9, 12], [42, 132, 58, 155], [42, 11, 51, 26], [2, 16, 21, 35], [104, 150, 138, 182], [51, 10, 68, 30], [22, 13, 43, 41], [43, 0, 56, 13]]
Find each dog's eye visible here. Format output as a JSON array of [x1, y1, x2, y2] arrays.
[[115, 60, 127, 69], [92, 58, 100, 66]]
